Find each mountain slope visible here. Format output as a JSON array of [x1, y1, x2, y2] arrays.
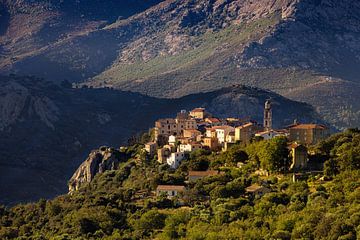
[[0, 75, 321, 205], [1, 0, 359, 129], [0, 0, 164, 77]]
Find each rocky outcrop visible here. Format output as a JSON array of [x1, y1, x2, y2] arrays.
[[68, 146, 121, 193]]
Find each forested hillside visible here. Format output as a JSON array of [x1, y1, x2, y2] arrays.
[[1, 130, 359, 239]]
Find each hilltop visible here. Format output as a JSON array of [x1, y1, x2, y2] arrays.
[[0, 75, 320, 205], [0, 0, 359, 129]]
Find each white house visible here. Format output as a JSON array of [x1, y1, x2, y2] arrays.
[[168, 135, 177, 146], [166, 152, 185, 168], [179, 143, 202, 153], [214, 126, 235, 144], [255, 130, 286, 140]]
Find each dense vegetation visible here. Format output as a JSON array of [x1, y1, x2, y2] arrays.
[[1, 130, 360, 239]]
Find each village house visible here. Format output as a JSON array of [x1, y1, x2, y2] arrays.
[[205, 117, 222, 126], [179, 143, 203, 153], [255, 130, 286, 140], [289, 143, 308, 171], [226, 132, 236, 143], [157, 145, 173, 164], [167, 152, 185, 168], [189, 108, 207, 120], [289, 124, 328, 145], [144, 142, 157, 157], [156, 185, 186, 198], [183, 129, 202, 140], [203, 137, 220, 151], [235, 122, 258, 145], [245, 184, 271, 197], [154, 115, 197, 143], [188, 170, 220, 181], [176, 110, 189, 120], [168, 135, 177, 146], [206, 126, 235, 144], [177, 137, 193, 145], [225, 118, 247, 127]]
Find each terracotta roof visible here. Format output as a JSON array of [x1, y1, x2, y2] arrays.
[[188, 170, 219, 177], [290, 124, 327, 130], [206, 118, 221, 123], [256, 130, 283, 135], [190, 108, 205, 113], [209, 126, 234, 131], [156, 185, 185, 191], [236, 122, 254, 129]]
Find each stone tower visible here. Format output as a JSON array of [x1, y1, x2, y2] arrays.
[[264, 100, 272, 131]]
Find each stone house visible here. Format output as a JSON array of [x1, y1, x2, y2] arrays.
[[289, 124, 328, 145], [183, 129, 202, 139], [189, 108, 206, 120], [157, 145, 172, 164], [144, 142, 157, 157], [156, 185, 186, 198], [235, 122, 257, 145], [203, 137, 220, 151], [154, 117, 197, 143]]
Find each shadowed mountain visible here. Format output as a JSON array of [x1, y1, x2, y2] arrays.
[[0, 75, 322, 205], [0, 0, 359, 129]]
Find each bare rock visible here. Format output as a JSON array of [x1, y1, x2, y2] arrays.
[[68, 146, 121, 193]]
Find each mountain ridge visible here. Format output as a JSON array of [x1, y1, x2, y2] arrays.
[[1, 0, 358, 129]]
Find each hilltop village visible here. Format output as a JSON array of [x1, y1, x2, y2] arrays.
[[143, 101, 329, 198]]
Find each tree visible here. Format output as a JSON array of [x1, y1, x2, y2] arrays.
[[246, 137, 289, 173], [134, 210, 167, 233]]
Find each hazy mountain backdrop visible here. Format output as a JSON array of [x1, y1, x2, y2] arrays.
[[1, 0, 360, 129]]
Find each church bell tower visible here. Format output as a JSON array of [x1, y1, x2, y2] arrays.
[[264, 100, 272, 131]]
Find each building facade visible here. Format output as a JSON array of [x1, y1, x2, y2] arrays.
[[189, 108, 206, 120], [167, 152, 185, 168], [289, 124, 328, 145], [235, 122, 257, 145], [144, 142, 157, 157]]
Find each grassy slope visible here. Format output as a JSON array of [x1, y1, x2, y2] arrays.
[[91, 13, 323, 99]]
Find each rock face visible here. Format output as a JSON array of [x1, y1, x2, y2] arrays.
[[68, 147, 121, 193]]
